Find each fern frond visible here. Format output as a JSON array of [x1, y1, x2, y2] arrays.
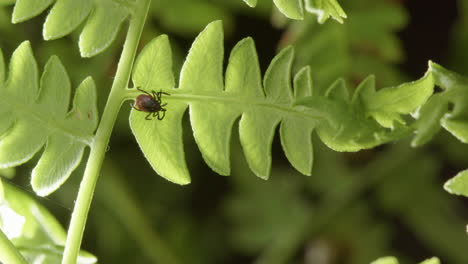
[[242, 0, 346, 23], [11, 0, 131, 57], [0, 42, 98, 196], [129, 21, 431, 184], [0, 179, 97, 263]]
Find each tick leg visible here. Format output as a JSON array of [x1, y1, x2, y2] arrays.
[[137, 87, 152, 97], [160, 89, 170, 96], [158, 110, 166, 120], [145, 113, 152, 120], [155, 90, 170, 101], [153, 90, 163, 102], [130, 102, 142, 111]]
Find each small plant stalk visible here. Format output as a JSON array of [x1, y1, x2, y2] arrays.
[[0, 229, 28, 264], [61, 0, 151, 263]]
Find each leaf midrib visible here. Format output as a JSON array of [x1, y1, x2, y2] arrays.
[[127, 89, 327, 121]]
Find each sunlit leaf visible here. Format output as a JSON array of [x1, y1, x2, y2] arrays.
[[131, 21, 322, 183], [420, 257, 441, 264], [0, 179, 97, 263], [295, 76, 413, 152], [412, 62, 468, 146], [273, 0, 304, 20], [240, 0, 345, 22], [242, 0, 257, 8], [305, 0, 346, 23], [362, 71, 434, 129], [444, 169, 468, 197], [11, 0, 131, 57], [0, 168, 15, 179], [370, 256, 399, 264], [0, 42, 98, 196]]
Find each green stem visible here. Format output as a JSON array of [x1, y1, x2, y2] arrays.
[[61, 1, 151, 263], [0, 229, 28, 264]]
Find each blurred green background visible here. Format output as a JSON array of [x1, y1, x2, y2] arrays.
[[2, 0, 468, 263]]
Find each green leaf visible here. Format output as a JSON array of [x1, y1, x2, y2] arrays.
[[242, 0, 257, 8], [0, 168, 15, 179], [444, 169, 468, 197], [412, 62, 468, 145], [241, 0, 345, 22], [419, 257, 441, 264], [0, 42, 98, 196], [371, 256, 399, 264], [281, 66, 314, 175], [362, 71, 434, 128], [130, 21, 325, 183], [273, 0, 304, 20], [371, 256, 441, 264], [296, 76, 410, 152], [11, 0, 131, 57], [79, 0, 129, 57], [12, 0, 53, 23], [131, 21, 424, 183], [293, 66, 313, 98], [325, 77, 348, 101], [225, 38, 266, 177], [43, 0, 93, 40], [305, 0, 347, 24], [0, 179, 97, 263], [411, 94, 447, 146], [130, 35, 190, 185], [0, 45, 4, 85]]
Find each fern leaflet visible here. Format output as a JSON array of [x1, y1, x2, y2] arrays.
[[412, 62, 468, 146], [0, 42, 98, 196], [242, 0, 346, 23], [11, 0, 131, 57]]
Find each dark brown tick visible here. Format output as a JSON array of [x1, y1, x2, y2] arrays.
[[131, 87, 170, 120]]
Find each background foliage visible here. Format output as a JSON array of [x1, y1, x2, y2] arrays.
[[1, 0, 468, 263]]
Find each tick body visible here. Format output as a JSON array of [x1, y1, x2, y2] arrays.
[[132, 87, 170, 120]]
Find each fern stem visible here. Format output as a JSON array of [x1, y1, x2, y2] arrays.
[[0, 228, 28, 264], [61, 0, 151, 263]]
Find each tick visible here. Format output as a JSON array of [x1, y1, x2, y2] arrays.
[[131, 87, 170, 120]]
